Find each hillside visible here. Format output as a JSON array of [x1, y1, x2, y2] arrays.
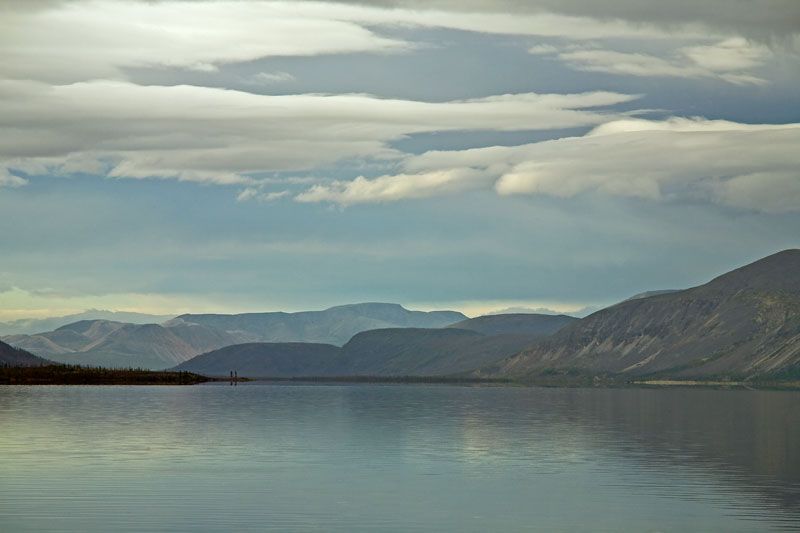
[[174, 327, 542, 377], [482, 250, 800, 380], [173, 343, 340, 376], [167, 303, 467, 346], [449, 313, 576, 336], [3, 320, 240, 370], [0, 340, 51, 367]]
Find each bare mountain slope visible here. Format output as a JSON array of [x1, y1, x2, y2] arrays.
[[0, 340, 51, 367], [483, 250, 800, 380]]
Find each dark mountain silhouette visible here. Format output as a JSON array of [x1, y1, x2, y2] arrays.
[[0, 340, 51, 367], [480, 250, 800, 380], [449, 313, 576, 336], [173, 342, 341, 376]]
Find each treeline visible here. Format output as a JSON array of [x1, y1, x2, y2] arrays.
[[247, 375, 513, 384], [0, 364, 209, 385]]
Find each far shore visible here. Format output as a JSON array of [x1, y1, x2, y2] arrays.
[[3, 366, 799, 390]]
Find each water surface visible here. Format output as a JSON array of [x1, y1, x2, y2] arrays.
[[1, 383, 798, 532]]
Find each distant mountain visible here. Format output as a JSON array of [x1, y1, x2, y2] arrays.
[[449, 313, 576, 336], [480, 250, 800, 381], [3, 320, 240, 369], [174, 327, 543, 377], [0, 310, 174, 336], [0, 340, 50, 367], [167, 303, 467, 346], [2, 303, 467, 369]]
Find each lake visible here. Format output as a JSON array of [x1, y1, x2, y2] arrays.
[[1, 383, 798, 532]]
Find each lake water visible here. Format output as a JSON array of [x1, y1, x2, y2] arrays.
[[1, 383, 798, 532]]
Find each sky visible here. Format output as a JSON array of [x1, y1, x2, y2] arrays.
[[1, 0, 799, 320]]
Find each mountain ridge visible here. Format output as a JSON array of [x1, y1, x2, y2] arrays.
[[479, 249, 800, 380]]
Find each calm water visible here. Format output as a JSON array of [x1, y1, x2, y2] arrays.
[[1, 384, 798, 532]]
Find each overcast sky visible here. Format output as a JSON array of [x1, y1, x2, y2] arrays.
[[1, 0, 799, 320]]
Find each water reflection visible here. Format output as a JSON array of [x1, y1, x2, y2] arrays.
[[0, 384, 798, 532]]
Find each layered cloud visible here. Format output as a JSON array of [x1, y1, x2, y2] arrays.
[[299, 118, 800, 213], [4, 0, 792, 87], [0, 81, 634, 185], [539, 38, 773, 85]]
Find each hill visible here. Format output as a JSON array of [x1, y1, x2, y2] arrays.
[[0, 340, 51, 367], [173, 343, 340, 376], [449, 313, 576, 336], [481, 250, 800, 381], [174, 327, 543, 377]]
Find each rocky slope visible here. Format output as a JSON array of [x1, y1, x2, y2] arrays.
[[481, 250, 800, 380]]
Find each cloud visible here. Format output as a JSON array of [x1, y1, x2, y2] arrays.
[[0, 168, 27, 188], [295, 168, 491, 205], [0, 1, 410, 83], [540, 38, 772, 85], [247, 71, 297, 85], [304, 0, 800, 40], [299, 117, 800, 212], [237, 188, 290, 202], [0, 80, 635, 185]]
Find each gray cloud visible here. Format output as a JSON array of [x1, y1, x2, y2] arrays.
[[298, 118, 800, 213], [0, 81, 635, 185]]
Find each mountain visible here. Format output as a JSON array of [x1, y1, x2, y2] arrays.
[[334, 328, 541, 376], [0, 340, 51, 367], [0, 310, 174, 336], [173, 342, 340, 376], [2, 303, 467, 369], [167, 303, 467, 346], [481, 250, 800, 381], [174, 327, 543, 377], [449, 313, 577, 336], [623, 290, 679, 302], [3, 320, 240, 369]]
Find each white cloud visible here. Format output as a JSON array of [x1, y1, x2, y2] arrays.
[[543, 38, 772, 85], [0, 168, 28, 188], [0, 1, 410, 83], [0, 80, 635, 185], [299, 117, 800, 212], [247, 71, 297, 85], [237, 188, 290, 202], [295, 168, 492, 205]]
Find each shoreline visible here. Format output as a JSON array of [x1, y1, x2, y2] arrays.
[[3, 366, 799, 390]]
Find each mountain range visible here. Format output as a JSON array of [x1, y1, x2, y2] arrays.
[[0, 309, 174, 336], [2, 303, 468, 369], [2, 250, 798, 382], [173, 316, 571, 377]]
